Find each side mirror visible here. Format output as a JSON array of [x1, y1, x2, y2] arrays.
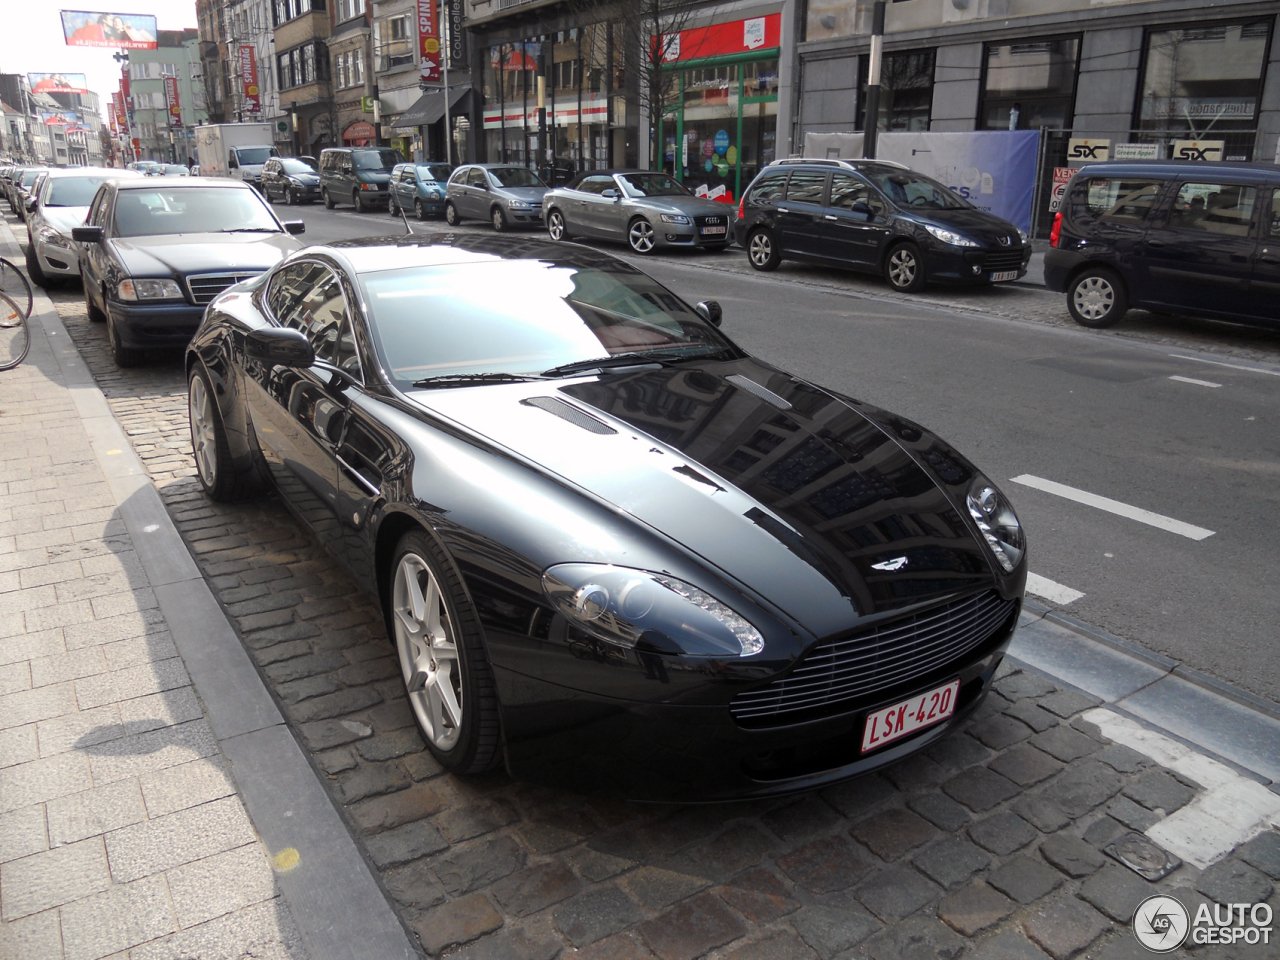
[[851, 201, 873, 219], [283, 220, 305, 235], [602, 188, 619, 200], [72, 225, 105, 243], [695, 300, 722, 327], [245, 327, 314, 368], [24, 197, 36, 213]]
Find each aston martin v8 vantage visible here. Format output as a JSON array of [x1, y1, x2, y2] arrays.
[[185, 234, 1027, 801]]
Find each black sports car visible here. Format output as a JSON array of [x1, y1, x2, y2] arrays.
[[186, 234, 1027, 801]]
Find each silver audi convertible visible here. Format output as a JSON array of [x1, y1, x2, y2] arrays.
[[543, 170, 735, 254]]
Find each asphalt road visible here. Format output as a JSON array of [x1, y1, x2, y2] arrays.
[[245, 200, 1280, 704]]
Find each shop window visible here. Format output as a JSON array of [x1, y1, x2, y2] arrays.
[[979, 36, 1079, 130], [858, 49, 934, 132], [1137, 20, 1271, 132]]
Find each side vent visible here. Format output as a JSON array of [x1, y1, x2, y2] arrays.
[[726, 374, 793, 410], [521, 396, 617, 435]]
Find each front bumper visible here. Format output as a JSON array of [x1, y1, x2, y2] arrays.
[[656, 221, 733, 249], [106, 299, 205, 350], [923, 241, 1032, 285], [359, 187, 391, 207], [503, 205, 544, 225], [35, 237, 79, 277]]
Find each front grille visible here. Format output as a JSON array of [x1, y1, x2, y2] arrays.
[[981, 250, 1026, 272], [695, 215, 726, 228], [186, 272, 258, 305], [730, 590, 1017, 724]]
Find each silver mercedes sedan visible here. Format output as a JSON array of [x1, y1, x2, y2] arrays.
[[543, 170, 735, 254]]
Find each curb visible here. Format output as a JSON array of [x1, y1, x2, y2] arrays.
[[1, 222, 422, 960]]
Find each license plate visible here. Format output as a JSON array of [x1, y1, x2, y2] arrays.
[[701, 226, 726, 235], [861, 680, 959, 752], [990, 270, 1018, 282]]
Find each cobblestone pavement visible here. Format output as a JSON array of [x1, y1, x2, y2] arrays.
[[0, 280, 304, 959], [31, 258, 1280, 960]]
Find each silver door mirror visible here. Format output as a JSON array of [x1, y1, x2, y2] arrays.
[[602, 188, 619, 200]]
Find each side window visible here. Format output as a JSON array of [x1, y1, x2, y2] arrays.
[[286, 267, 362, 378], [87, 187, 109, 227], [749, 173, 788, 204], [785, 171, 827, 204], [266, 261, 320, 324], [577, 176, 612, 195], [1169, 182, 1257, 238], [1082, 178, 1162, 225], [468, 168, 487, 188], [449, 167, 467, 184], [1269, 188, 1280, 239], [829, 175, 885, 215]]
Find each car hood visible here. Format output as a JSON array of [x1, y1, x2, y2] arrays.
[[39, 206, 89, 235], [411, 359, 998, 639], [917, 207, 1022, 246], [109, 232, 302, 278], [633, 196, 734, 219], [288, 173, 320, 185], [497, 186, 549, 203], [358, 171, 392, 184]]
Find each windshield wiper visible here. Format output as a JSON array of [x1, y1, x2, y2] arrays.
[[220, 227, 279, 233], [541, 351, 713, 378], [411, 372, 542, 388]]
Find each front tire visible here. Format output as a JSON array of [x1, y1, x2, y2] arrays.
[[284, 187, 295, 206], [388, 530, 501, 774], [85, 280, 105, 322], [627, 218, 656, 254], [491, 206, 507, 232], [353, 189, 366, 213], [1067, 267, 1128, 328], [445, 202, 460, 226], [547, 209, 570, 241], [414, 199, 427, 221], [885, 242, 926, 293], [25, 248, 51, 288], [188, 365, 261, 502], [323, 188, 335, 210], [106, 306, 144, 367], [746, 228, 780, 271]]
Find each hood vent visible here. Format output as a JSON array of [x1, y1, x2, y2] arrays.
[[522, 396, 617, 435], [727, 374, 793, 410]]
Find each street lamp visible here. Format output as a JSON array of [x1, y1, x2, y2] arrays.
[[862, 0, 885, 159]]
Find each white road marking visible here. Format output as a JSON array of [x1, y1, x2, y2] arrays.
[[1168, 375, 1221, 388], [1025, 573, 1084, 605], [1084, 709, 1280, 869], [1170, 354, 1280, 377], [1009, 475, 1215, 541]]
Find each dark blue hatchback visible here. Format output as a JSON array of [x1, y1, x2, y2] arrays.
[[1045, 160, 1280, 329]]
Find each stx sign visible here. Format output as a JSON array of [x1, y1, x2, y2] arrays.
[[418, 0, 440, 82], [1173, 139, 1224, 162], [1067, 138, 1109, 162], [239, 46, 260, 114]]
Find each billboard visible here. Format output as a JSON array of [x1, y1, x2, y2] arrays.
[[417, 0, 440, 82], [60, 10, 158, 50], [28, 73, 90, 94], [40, 109, 78, 126], [238, 46, 260, 113], [163, 76, 181, 120]]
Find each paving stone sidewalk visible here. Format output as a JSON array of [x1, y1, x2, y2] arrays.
[[0, 281, 307, 959], [21, 219, 1280, 960]]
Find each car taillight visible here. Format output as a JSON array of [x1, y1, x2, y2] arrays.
[[737, 196, 745, 219], [1049, 212, 1062, 248]]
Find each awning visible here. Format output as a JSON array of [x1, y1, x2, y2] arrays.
[[396, 85, 472, 129]]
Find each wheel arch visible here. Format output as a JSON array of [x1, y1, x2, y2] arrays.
[[1066, 258, 1129, 298]]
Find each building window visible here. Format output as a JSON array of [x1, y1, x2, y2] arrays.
[[302, 44, 316, 84], [353, 48, 364, 86], [858, 49, 934, 132], [1137, 19, 1271, 133], [335, 0, 364, 24], [375, 15, 413, 69], [979, 36, 1080, 130], [273, 0, 311, 27]]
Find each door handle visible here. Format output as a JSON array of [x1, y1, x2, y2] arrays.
[[1260, 254, 1280, 264], [1146, 239, 1167, 248], [336, 453, 381, 497], [777, 207, 790, 214], [824, 215, 838, 221]]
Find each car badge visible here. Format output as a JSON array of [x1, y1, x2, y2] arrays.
[[997, 236, 1011, 246], [871, 557, 909, 572]]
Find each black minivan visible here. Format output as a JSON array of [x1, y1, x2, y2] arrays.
[[733, 158, 1032, 292], [319, 146, 401, 212], [1045, 160, 1280, 329]]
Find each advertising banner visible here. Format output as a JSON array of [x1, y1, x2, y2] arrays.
[[1067, 138, 1110, 163], [1172, 140, 1224, 162], [121, 68, 130, 99], [1050, 167, 1079, 212], [417, 0, 440, 82], [1113, 143, 1160, 160], [28, 73, 90, 94], [60, 10, 158, 49], [164, 76, 181, 120], [659, 13, 781, 64], [40, 110, 77, 126], [238, 46, 260, 113]]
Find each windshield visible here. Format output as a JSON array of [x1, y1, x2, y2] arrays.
[[235, 147, 276, 165], [416, 164, 452, 182], [488, 167, 545, 188], [159, 165, 190, 176], [352, 149, 401, 171], [361, 260, 735, 384], [280, 158, 317, 174], [868, 170, 969, 210], [46, 175, 113, 206], [618, 173, 689, 198], [112, 186, 280, 237]]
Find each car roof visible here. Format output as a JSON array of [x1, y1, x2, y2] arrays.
[[115, 176, 254, 190], [46, 167, 141, 179], [1071, 160, 1280, 183], [303, 233, 629, 276]]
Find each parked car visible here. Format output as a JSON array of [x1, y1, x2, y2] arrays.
[[734, 159, 1031, 293], [184, 232, 1026, 801], [13, 168, 50, 223], [1045, 160, 1280, 330], [262, 156, 321, 205], [25, 166, 143, 286], [73, 178, 305, 367], [319, 146, 401, 212], [127, 160, 162, 174], [145, 164, 192, 177], [388, 162, 453, 220], [543, 170, 735, 254], [444, 164, 549, 230]]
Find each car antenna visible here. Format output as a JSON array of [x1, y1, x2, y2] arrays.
[[398, 188, 414, 235]]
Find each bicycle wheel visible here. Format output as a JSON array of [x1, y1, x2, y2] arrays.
[[0, 258, 33, 321], [0, 292, 30, 371]]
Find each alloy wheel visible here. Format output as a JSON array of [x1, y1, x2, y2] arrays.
[[549, 212, 565, 240], [888, 248, 917, 288], [1073, 276, 1115, 322], [189, 374, 217, 488], [415, 199, 425, 220], [748, 232, 772, 267], [284, 188, 294, 205], [392, 553, 463, 750], [628, 220, 655, 253], [492, 208, 505, 231]]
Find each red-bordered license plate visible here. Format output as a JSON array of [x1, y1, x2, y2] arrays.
[[861, 680, 960, 752]]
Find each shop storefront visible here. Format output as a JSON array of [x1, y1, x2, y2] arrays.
[[342, 119, 376, 146], [659, 13, 781, 205]]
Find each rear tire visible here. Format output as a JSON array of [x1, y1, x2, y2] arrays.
[[387, 529, 501, 774], [1067, 267, 1128, 328], [445, 202, 460, 226], [884, 242, 926, 293], [746, 228, 780, 271]]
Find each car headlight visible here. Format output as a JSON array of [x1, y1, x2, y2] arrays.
[[508, 199, 531, 209], [661, 213, 691, 224], [360, 183, 380, 190], [116, 278, 184, 301], [966, 478, 1025, 574], [542, 563, 765, 657], [925, 224, 979, 247], [1017, 228, 1029, 244], [38, 227, 72, 249]]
